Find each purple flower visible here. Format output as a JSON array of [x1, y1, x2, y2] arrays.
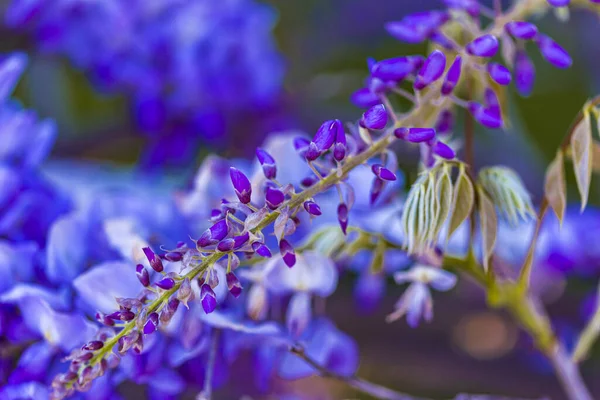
[[441, 55, 462, 95], [337, 203, 349, 234], [370, 57, 415, 81], [198, 219, 229, 247], [200, 284, 217, 314], [487, 63, 512, 86], [279, 239, 296, 268], [136, 264, 150, 287], [443, 0, 479, 16], [334, 123, 347, 162], [515, 50, 535, 96], [536, 34, 572, 69], [156, 277, 175, 290], [142, 247, 164, 273], [143, 312, 159, 335], [504, 21, 538, 40], [387, 265, 457, 327], [230, 167, 253, 204], [385, 11, 448, 44], [303, 201, 322, 216], [547, 0, 570, 6], [226, 272, 243, 298], [350, 87, 381, 108], [414, 50, 446, 90], [431, 141, 455, 159], [371, 164, 397, 181], [395, 127, 436, 143], [256, 148, 277, 180], [265, 186, 285, 210], [252, 242, 272, 258], [313, 120, 339, 152], [466, 35, 499, 58], [361, 104, 388, 130], [468, 102, 503, 129], [435, 110, 453, 134], [164, 251, 183, 262]]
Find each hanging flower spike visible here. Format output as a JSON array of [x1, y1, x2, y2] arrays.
[[515, 50, 535, 97], [265, 186, 285, 210], [226, 272, 243, 298], [504, 21, 539, 40], [385, 11, 448, 44], [142, 247, 163, 272], [387, 265, 457, 327], [441, 55, 462, 96], [372, 164, 397, 181], [466, 34, 499, 58], [337, 203, 349, 234], [252, 241, 272, 258], [200, 284, 217, 314], [361, 104, 388, 130], [135, 264, 150, 287], [230, 167, 252, 204], [487, 63, 512, 86], [197, 219, 229, 247], [333, 120, 347, 161], [256, 147, 277, 180], [279, 239, 296, 267], [414, 50, 446, 90], [536, 34, 573, 69], [303, 200, 322, 216]]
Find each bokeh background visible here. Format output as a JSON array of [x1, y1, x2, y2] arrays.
[[2, 0, 600, 399]]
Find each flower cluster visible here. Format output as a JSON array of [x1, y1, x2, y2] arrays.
[[5, 0, 285, 165]]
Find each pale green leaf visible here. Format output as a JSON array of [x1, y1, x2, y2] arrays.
[[477, 185, 498, 272], [544, 151, 567, 225], [448, 164, 475, 239], [570, 109, 593, 211]]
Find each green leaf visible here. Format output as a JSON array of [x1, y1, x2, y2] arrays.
[[448, 164, 475, 239], [477, 185, 498, 272], [570, 108, 593, 211], [544, 151, 567, 225]]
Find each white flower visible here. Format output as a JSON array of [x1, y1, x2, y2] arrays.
[[386, 265, 457, 327]]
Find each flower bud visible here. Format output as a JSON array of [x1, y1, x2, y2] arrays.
[[414, 50, 446, 90], [200, 284, 217, 314], [135, 264, 150, 287], [361, 104, 388, 130], [226, 272, 243, 298], [303, 200, 322, 216], [265, 186, 285, 209], [279, 239, 296, 267], [466, 34, 498, 57], [256, 147, 277, 179], [142, 247, 163, 272], [230, 167, 252, 204]]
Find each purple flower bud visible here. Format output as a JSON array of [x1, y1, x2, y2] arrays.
[[429, 31, 455, 50], [135, 264, 150, 287], [265, 186, 285, 210], [371, 164, 397, 181], [303, 201, 322, 216], [198, 219, 229, 247], [337, 203, 349, 234], [156, 277, 175, 290], [370, 178, 385, 205], [279, 239, 296, 267], [504, 21, 538, 40], [536, 34, 572, 69], [405, 127, 436, 143], [312, 119, 338, 153], [466, 35, 499, 58], [95, 312, 115, 326], [435, 110, 453, 134], [443, 0, 479, 16], [164, 252, 183, 262], [293, 137, 310, 158], [230, 167, 252, 204], [217, 238, 235, 252], [334, 121, 347, 161], [143, 312, 159, 335], [483, 88, 501, 117], [304, 142, 321, 162], [441, 56, 462, 96], [252, 242, 272, 258], [547, 0, 570, 6], [371, 57, 415, 81], [361, 104, 388, 130], [487, 63, 512, 85], [256, 148, 277, 180], [515, 50, 535, 96], [233, 232, 250, 249], [385, 11, 448, 44], [468, 102, 503, 129], [83, 341, 104, 351], [414, 50, 446, 90], [201, 284, 217, 314], [226, 272, 243, 298], [143, 247, 163, 272], [119, 310, 135, 321], [350, 87, 381, 108], [432, 141, 455, 159], [76, 352, 93, 362]]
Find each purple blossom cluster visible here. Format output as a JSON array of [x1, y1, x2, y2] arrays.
[[3, 0, 600, 399], [5, 0, 285, 165]]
